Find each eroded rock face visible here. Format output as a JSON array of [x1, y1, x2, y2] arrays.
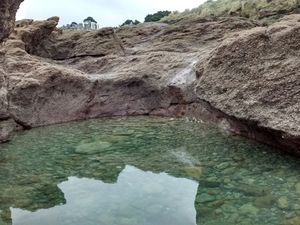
[[0, 12, 299, 154], [31, 27, 125, 60], [195, 14, 300, 153], [13, 17, 59, 55], [0, 17, 258, 135], [0, 68, 9, 119], [0, 0, 24, 141], [0, 0, 23, 42]]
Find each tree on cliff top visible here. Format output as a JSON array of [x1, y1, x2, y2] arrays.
[[121, 19, 141, 26], [144, 11, 171, 22], [84, 16, 97, 23]]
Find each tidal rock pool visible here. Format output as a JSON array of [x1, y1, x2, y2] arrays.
[[0, 117, 299, 225]]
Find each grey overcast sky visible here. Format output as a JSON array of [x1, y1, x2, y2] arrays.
[[16, 0, 206, 27]]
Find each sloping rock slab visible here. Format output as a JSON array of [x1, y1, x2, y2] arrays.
[[196, 15, 300, 154]]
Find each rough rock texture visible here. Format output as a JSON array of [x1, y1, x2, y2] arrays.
[[0, 17, 257, 135], [0, 0, 23, 42], [31, 26, 125, 60], [0, 0, 24, 140], [196, 14, 300, 153], [0, 13, 299, 154], [163, 0, 300, 24]]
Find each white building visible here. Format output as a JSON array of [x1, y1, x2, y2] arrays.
[[83, 18, 98, 30], [62, 18, 99, 31], [84, 21, 91, 30], [91, 22, 98, 30]]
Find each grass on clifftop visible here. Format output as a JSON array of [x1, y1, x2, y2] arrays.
[[161, 0, 300, 23]]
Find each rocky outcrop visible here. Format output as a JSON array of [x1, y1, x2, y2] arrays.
[[0, 0, 23, 42], [0, 11, 299, 154], [0, 17, 258, 137], [195, 14, 300, 154], [13, 17, 60, 55], [30, 26, 125, 60]]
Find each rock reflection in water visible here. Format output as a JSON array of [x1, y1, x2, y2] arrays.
[[11, 166, 198, 225], [0, 117, 299, 225]]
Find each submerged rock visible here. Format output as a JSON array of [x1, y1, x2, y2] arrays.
[[196, 193, 216, 203], [254, 194, 275, 208], [239, 203, 259, 215], [295, 182, 300, 193], [216, 162, 230, 170], [183, 166, 204, 179], [75, 141, 112, 154], [284, 216, 300, 225], [278, 196, 289, 209], [235, 184, 268, 197]]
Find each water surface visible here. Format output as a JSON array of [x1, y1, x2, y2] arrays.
[[0, 117, 299, 225]]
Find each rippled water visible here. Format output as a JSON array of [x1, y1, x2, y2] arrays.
[[0, 117, 299, 225]]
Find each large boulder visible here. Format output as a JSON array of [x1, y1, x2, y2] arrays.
[[195, 14, 300, 153], [12, 17, 59, 54]]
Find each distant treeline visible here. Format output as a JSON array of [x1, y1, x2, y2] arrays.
[[121, 10, 171, 26], [144, 11, 171, 22]]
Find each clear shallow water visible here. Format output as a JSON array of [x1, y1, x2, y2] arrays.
[[0, 117, 299, 225]]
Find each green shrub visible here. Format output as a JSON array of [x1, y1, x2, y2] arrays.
[[145, 11, 171, 22]]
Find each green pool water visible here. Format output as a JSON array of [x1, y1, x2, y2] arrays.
[[0, 117, 299, 225]]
